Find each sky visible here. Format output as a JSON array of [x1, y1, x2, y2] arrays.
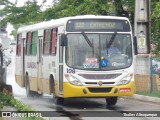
[[8, 0, 52, 7], [9, 0, 27, 6], [6, 0, 52, 40]]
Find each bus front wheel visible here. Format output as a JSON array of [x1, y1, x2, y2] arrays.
[[54, 96, 64, 105], [106, 97, 117, 106]]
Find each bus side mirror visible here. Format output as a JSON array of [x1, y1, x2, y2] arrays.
[[61, 34, 67, 46], [133, 36, 138, 55]]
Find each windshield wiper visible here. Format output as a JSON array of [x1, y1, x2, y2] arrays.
[[82, 32, 94, 48], [107, 32, 117, 48]]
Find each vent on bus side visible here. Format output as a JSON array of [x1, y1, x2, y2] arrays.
[[78, 74, 121, 79]]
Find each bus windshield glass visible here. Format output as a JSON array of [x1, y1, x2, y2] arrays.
[[66, 33, 132, 71], [66, 19, 131, 32]]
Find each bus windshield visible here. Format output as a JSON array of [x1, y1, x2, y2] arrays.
[[66, 33, 133, 71]]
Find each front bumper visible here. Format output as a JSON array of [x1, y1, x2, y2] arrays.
[[63, 81, 134, 98]]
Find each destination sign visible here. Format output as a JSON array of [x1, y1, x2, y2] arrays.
[[66, 19, 130, 32], [75, 22, 122, 30]]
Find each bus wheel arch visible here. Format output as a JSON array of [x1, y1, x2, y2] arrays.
[[49, 75, 64, 105]]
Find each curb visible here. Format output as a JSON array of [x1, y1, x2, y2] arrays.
[[128, 94, 160, 104]]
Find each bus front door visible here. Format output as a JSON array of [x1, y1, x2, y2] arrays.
[[58, 35, 63, 93], [17, 36, 25, 87], [37, 36, 43, 93]]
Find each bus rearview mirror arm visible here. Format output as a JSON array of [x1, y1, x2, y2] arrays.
[[133, 36, 138, 55], [61, 34, 68, 46]]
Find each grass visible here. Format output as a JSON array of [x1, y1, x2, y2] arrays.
[[0, 92, 44, 120], [136, 90, 160, 98], [0, 92, 32, 111]]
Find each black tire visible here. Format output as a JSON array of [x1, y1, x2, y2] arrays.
[[25, 75, 35, 97], [54, 96, 64, 105], [49, 76, 55, 94], [51, 77, 64, 105], [0, 82, 4, 92], [49, 76, 64, 105], [106, 97, 118, 106], [1, 67, 7, 84], [51, 77, 55, 98]]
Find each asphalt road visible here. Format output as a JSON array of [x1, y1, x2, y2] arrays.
[[6, 45, 160, 120]]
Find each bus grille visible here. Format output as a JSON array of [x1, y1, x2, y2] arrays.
[[85, 82, 115, 85], [88, 88, 112, 93], [78, 74, 121, 79]]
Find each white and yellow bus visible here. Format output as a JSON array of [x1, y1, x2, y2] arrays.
[[15, 15, 135, 106]]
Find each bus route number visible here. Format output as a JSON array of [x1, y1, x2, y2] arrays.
[[67, 68, 75, 74]]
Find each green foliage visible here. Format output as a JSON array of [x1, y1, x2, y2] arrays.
[[42, 0, 135, 25], [0, 92, 32, 111], [0, 0, 45, 39], [0, 102, 2, 111], [44, 0, 111, 20], [0, 0, 15, 6], [0, 0, 135, 31], [151, 1, 160, 56], [0, 0, 44, 28], [0, 92, 43, 120]]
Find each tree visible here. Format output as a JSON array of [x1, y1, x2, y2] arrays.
[[44, 0, 112, 20], [0, 0, 44, 27], [150, 1, 160, 56], [0, 0, 46, 38]]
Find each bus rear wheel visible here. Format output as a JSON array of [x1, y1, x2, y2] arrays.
[[25, 75, 35, 97], [106, 97, 118, 106]]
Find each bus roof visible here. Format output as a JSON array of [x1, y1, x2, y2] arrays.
[[17, 15, 130, 33]]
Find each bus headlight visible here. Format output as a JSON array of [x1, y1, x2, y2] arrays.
[[118, 75, 132, 85], [65, 74, 83, 86]]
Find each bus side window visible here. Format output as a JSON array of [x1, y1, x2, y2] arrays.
[[17, 33, 22, 56], [43, 29, 51, 55], [31, 31, 38, 56], [51, 28, 57, 55], [26, 32, 32, 56]]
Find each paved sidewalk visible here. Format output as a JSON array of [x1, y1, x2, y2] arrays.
[[126, 94, 160, 104]]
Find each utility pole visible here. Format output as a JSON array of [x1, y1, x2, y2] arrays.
[[134, 0, 151, 91], [134, 0, 150, 54]]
